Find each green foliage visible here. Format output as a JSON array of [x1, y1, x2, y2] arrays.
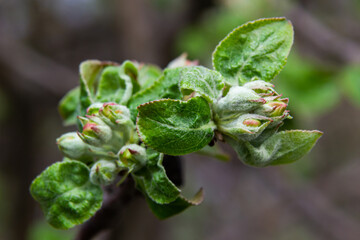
[[212, 17, 293, 85], [58, 87, 80, 126], [144, 188, 204, 220], [31, 17, 323, 230], [30, 161, 103, 229], [227, 130, 323, 167], [179, 66, 224, 103], [137, 97, 215, 155], [132, 149, 180, 204], [128, 67, 183, 119]]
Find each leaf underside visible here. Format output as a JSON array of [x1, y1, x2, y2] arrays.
[[227, 130, 323, 167]]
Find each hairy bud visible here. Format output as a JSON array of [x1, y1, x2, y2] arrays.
[[214, 86, 265, 118], [86, 103, 104, 115], [119, 144, 147, 169], [78, 116, 112, 147], [90, 160, 118, 185], [56, 132, 92, 162], [217, 114, 272, 141]]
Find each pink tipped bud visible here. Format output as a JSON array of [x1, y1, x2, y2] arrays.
[[267, 101, 287, 117], [243, 119, 262, 127]]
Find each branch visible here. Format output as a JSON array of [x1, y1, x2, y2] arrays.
[[258, 168, 360, 240], [75, 178, 138, 240], [0, 26, 77, 96], [289, 6, 360, 63]]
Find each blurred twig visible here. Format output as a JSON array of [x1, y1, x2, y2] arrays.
[[75, 178, 138, 240], [289, 6, 360, 64], [0, 27, 77, 96], [258, 168, 360, 240]]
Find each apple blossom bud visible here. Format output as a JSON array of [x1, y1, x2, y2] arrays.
[[78, 116, 112, 147], [119, 144, 146, 169], [56, 132, 92, 162], [90, 160, 118, 185]]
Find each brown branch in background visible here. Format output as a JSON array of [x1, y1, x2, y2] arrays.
[[0, 27, 77, 96], [258, 168, 360, 240], [289, 6, 360, 64], [75, 178, 138, 240]]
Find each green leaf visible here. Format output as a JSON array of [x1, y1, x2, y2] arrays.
[[180, 66, 224, 103], [79, 60, 116, 116], [132, 149, 180, 204], [128, 67, 183, 120], [58, 87, 80, 126], [136, 97, 215, 155], [227, 130, 322, 167], [144, 188, 204, 220], [138, 64, 162, 89], [95, 66, 132, 104], [30, 161, 103, 229], [212, 17, 294, 85]]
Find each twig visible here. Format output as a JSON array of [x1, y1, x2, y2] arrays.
[[289, 6, 360, 64], [75, 178, 138, 240], [257, 168, 360, 240]]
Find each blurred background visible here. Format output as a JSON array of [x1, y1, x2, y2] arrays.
[[1, 0, 360, 239]]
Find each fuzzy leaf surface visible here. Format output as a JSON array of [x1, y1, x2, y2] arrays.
[[58, 87, 80, 126], [145, 188, 204, 220], [180, 66, 224, 103], [128, 67, 183, 119], [137, 97, 215, 155], [132, 149, 180, 204], [212, 17, 293, 85], [228, 130, 322, 167], [30, 161, 103, 229], [138, 64, 162, 89], [79, 60, 117, 116]]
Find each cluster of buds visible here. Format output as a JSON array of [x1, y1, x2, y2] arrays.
[[57, 102, 136, 162], [214, 80, 291, 142]]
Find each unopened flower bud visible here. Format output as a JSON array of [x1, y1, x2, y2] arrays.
[[56, 132, 92, 162], [217, 114, 272, 142], [78, 116, 112, 147], [214, 86, 265, 118], [243, 80, 278, 97], [243, 119, 262, 127], [99, 103, 132, 127], [258, 99, 288, 117], [90, 160, 118, 185], [119, 144, 146, 169], [86, 103, 104, 115], [267, 100, 287, 117]]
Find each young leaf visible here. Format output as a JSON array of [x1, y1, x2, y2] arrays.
[[212, 17, 294, 85], [96, 66, 133, 105], [128, 67, 183, 119], [132, 149, 180, 204], [79, 60, 117, 116], [144, 188, 204, 220], [180, 66, 225, 103], [136, 97, 215, 155], [138, 64, 162, 89], [227, 130, 323, 167], [58, 87, 80, 126], [30, 160, 103, 229]]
